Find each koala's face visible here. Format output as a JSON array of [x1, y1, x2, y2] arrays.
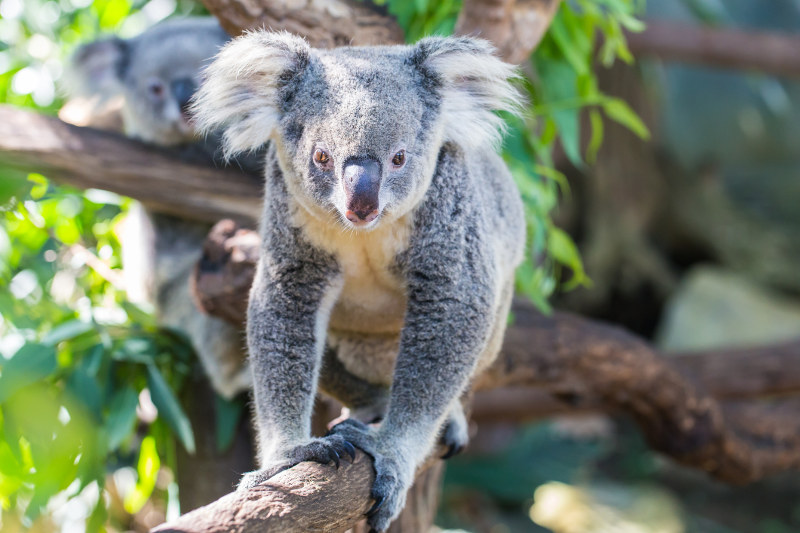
[[278, 48, 441, 229], [71, 18, 229, 146], [193, 32, 519, 230]]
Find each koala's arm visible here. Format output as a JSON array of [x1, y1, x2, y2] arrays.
[[381, 147, 494, 462], [246, 158, 342, 463]]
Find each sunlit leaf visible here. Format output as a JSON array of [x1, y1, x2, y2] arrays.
[[124, 435, 160, 514]]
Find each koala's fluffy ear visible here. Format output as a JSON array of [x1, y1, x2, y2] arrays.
[[67, 37, 129, 98], [191, 30, 310, 158], [412, 36, 522, 151]]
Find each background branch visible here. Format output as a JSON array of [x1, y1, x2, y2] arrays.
[[628, 20, 800, 77]]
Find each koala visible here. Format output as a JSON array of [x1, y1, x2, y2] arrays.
[[192, 30, 525, 531], [70, 18, 252, 398]]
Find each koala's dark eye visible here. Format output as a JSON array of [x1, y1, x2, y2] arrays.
[[313, 148, 332, 170], [147, 80, 165, 99], [391, 150, 406, 168]]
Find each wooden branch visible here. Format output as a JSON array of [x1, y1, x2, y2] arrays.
[[628, 20, 800, 77], [203, 0, 560, 64], [201, 0, 404, 47], [455, 0, 562, 63], [0, 106, 261, 223]]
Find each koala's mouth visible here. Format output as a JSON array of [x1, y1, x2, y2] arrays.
[[341, 208, 382, 230]]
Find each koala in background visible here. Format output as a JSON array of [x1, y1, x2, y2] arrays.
[[193, 31, 525, 530], [70, 18, 252, 399]]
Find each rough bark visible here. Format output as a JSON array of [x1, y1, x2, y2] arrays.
[[203, 0, 561, 64], [202, 0, 404, 47], [628, 20, 800, 78]]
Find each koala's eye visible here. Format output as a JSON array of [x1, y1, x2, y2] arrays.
[[147, 80, 165, 99], [391, 150, 406, 168], [313, 148, 332, 169]]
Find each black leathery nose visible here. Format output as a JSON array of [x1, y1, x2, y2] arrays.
[[343, 157, 381, 219], [171, 78, 197, 112]]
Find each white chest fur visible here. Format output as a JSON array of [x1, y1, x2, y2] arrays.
[[291, 205, 412, 335]]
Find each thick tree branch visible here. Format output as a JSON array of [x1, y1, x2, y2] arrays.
[[0, 106, 261, 223], [203, 0, 561, 64], [628, 20, 800, 78]]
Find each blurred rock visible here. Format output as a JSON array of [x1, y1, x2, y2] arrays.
[[656, 266, 800, 352]]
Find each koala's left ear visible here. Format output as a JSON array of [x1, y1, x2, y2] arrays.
[[412, 36, 521, 151], [191, 30, 310, 158], [66, 37, 129, 99]]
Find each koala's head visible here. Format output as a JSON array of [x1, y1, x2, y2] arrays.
[[192, 31, 519, 229], [70, 18, 229, 146]]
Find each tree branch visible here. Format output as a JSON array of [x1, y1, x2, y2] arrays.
[[628, 20, 800, 78], [202, 0, 404, 47], [455, 0, 562, 64], [0, 106, 261, 223]]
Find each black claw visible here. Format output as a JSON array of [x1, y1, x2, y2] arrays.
[[343, 441, 357, 461], [366, 494, 384, 517], [329, 449, 341, 468], [441, 443, 464, 459]]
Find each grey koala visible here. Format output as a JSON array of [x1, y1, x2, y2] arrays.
[[70, 18, 252, 398], [192, 30, 525, 530]]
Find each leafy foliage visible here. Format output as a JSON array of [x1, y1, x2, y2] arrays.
[[0, 1, 206, 530]]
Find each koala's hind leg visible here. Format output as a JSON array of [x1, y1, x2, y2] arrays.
[[319, 345, 389, 424]]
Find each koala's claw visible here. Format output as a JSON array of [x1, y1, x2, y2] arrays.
[[439, 411, 469, 459], [366, 494, 384, 517], [441, 442, 465, 459], [342, 440, 357, 461]]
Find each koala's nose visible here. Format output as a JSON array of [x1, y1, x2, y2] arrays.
[[343, 157, 381, 224], [171, 78, 197, 113]]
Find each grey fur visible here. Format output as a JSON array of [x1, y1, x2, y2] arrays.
[[194, 31, 525, 531], [70, 18, 251, 398]]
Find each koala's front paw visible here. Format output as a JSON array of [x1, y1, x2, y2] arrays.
[[329, 419, 411, 532], [238, 435, 357, 491]]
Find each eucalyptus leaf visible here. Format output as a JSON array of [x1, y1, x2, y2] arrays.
[[146, 364, 195, 454]]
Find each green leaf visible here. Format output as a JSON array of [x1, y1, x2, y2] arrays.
[[0, 343, 57, 404], [67, 369, 103, 422], [586, 109, 604, 164], [214, 395, 244, 453], [124, 435, 160, 514], [535, 57, 583, 167], [602, 98, 650, 140], [146, 365, 195, 454], [106, 386, 139, 451], [41, 319, 94, 346]]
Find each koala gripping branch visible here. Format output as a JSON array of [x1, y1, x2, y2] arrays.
[[192, 220, 800, 488]]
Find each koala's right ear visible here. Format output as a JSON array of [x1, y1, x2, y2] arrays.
[[67, 37, 129, 98], [191, 30, 310, 159]]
